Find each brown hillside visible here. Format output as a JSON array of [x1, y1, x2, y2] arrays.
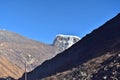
[[0, 30, 56, 79]]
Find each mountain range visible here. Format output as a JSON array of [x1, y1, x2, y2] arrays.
[[19, 13, 120, 80], [0, 30, 80, 79], [0, 13, 120, 80]]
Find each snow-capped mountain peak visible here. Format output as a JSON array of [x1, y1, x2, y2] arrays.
[[53, 34, 80, 53]]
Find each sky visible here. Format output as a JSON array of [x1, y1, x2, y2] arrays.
[[0, 0, 120, 44]]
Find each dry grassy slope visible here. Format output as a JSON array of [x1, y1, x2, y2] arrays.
[[0, 41, 56, 71], [0, 56, 24, 79]]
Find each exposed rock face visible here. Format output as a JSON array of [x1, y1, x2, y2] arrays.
[[53, 34, 80, 53], [20, 13, 120, 80]]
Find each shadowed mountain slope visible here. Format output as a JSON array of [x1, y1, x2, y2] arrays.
[[20, 13, 120, 80], [44, 46, 120, 80]]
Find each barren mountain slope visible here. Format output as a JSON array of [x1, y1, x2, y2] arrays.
[[0, 30, 56, 79]]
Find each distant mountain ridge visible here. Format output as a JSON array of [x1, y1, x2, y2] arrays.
[[19, 13, 120, 80]]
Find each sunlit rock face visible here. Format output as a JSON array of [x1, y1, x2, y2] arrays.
[[53, 34, 80, 53]]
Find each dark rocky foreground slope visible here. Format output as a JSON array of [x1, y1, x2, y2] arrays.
[[20, 13, 120, 80], [44, 48, 120, 80]]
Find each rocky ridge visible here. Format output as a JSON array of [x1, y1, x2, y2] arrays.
[[42, 13, 120, 80], [19, 13, 120, 80]]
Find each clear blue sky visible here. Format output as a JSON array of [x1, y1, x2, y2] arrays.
[[0, 0, 120, 44]]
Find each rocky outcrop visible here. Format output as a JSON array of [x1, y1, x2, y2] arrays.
[[53, 34, 80, 53]]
